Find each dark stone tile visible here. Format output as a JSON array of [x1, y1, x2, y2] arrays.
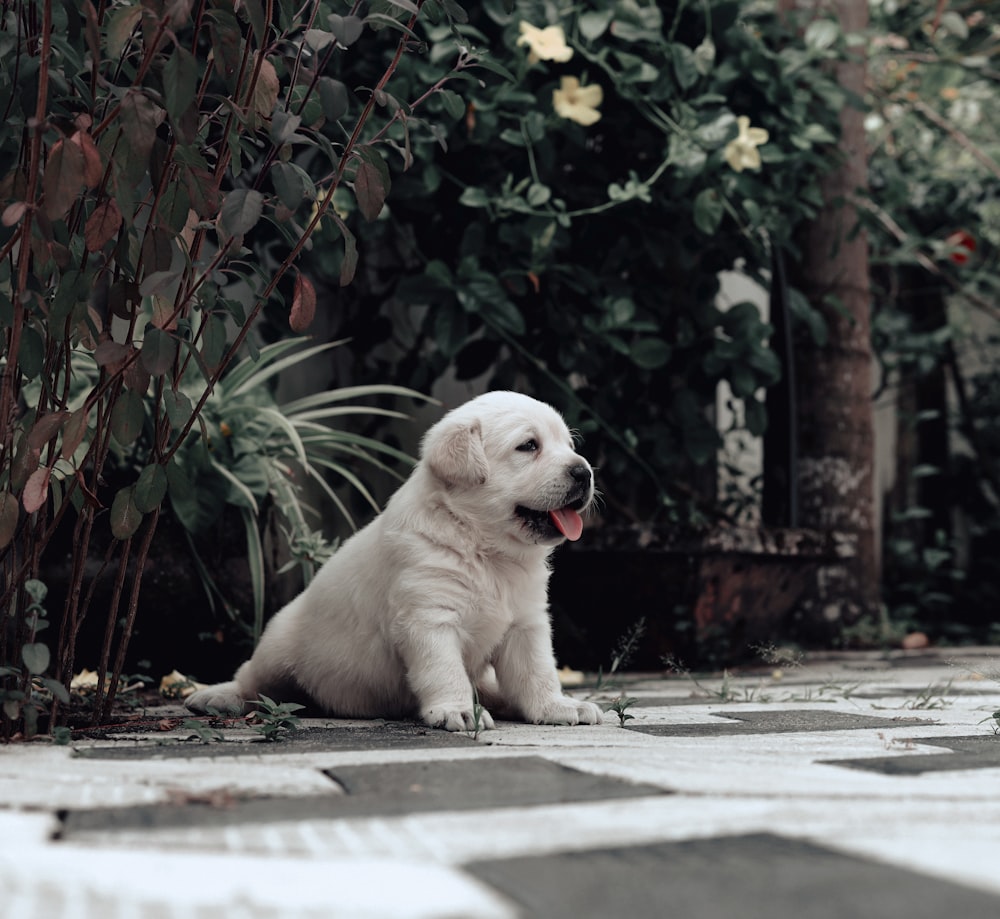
[[61, 756, 668, 837], [825, 735, 1000, 774], [626, 709, 933, 737], [76, 721, 478, 759], [467, 833, 1000, 919]]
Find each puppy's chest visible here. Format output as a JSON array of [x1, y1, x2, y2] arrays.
[[460, 556, 544, 641]]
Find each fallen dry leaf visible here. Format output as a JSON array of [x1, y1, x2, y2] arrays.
[[159, 669, 207, 699]]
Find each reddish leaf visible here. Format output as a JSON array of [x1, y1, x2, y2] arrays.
[[290, 273, 317, 332], [22, 466, 51, 514], [2, 202, 27, 227], [43, 139, 86, 220], [353, 148, 390, 222], [124, 355, 151, 394], [142, 225, 174, 273], [94, 340, 130, 369], [118, 91, 164, 187], [11, 442, 40, 491], [70, 130, 105, 187], [164, 0, 193, 27], [84, 199, 123, 251], [247, 54, 279, 122], [340, 223, 358, 287], [27, 412, 70, 450], [0, 491, 18, 549], [83, 1, 100, 64], [61, 408, 90, 460], [106, 3, 143, 58], [209, 14, 242, 88], [183, 165, 220, 218]]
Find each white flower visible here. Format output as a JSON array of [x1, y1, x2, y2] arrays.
[[517, 21, 573, 63], [723, 116, 769, 172], [553, 76, 603, 126]]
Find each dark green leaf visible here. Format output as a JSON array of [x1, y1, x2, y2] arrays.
[[140, 327, 178, 376], [40, 678, 71, 704], [471, 55, 516, 83], [163, 45, 197, 123], [438, 88, 465, 120], [744, 398, 768, 437], [163, 389, 193, 431], [110, 388, 146, 446], [438, 0, 468, 23], [318, 78, 350, 122], [271, 162, 310, 210], [671, 43, 700, 90], [110, 485, 143, 539], [134, 464, 168, 513], [21, 642, 50, 675], [269, 110, 301, 146], [630, 338, 672, 370], [201, 313, 228, 368], [18, 327, 44, 379], [579, 9, 613, 40], [328, 13, 364, 45], [219, 188, 265, 237], [693, 188, 724, 234]]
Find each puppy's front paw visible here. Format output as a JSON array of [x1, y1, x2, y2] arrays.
[[422, 704, 496, 733], [530, 696, 604, 726], [184, 681, 246, 715]]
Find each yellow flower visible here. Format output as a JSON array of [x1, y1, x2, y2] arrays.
[[517, 21, 573, 63], [723, 116, 769, 172], [553, 76, 603, 127]]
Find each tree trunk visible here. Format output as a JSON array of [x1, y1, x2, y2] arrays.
[[776, 0, 880, 629]]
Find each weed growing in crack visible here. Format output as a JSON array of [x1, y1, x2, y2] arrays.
[[604, 693, 639, 727], [902, 679, 954, 711], [469, 687, 487, 741], [182, 718, 226, 744], [594, 618, 646, 694], [979, 711, 1000, 734], [250, 696, 304, 743]]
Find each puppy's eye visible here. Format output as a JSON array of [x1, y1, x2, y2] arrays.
[[516, 439, 539, 453]]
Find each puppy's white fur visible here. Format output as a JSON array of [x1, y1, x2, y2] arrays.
[[186, 391, 603, 731]]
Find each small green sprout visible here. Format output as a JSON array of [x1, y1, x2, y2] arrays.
[[605, 693, 639, 727], [250, 695, 305, 742]]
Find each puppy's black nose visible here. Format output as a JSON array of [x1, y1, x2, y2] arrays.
[[568, 464, 592, 485]]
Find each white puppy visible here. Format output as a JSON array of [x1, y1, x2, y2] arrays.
[[186, 390, 603, 731]]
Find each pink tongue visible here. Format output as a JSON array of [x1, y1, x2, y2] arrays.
[[549, 507, 584, 542]]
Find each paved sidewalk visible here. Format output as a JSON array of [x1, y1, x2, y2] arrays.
[[2, 647, 1000, 918]]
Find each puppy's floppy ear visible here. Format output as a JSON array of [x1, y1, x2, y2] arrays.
[[422, 418, 489, 486]]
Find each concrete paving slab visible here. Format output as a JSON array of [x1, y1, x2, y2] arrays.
[[62, 756, 665, 836], [1, 846, 515, 919], [625, 708, 935, 736], [826, 734, 1000, 774], [77, 721, 479, 759], [466, 833, 1000, 919], [2, 648, 1000, 919]]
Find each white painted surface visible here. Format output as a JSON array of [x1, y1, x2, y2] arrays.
[[1, 649, 998, 915]]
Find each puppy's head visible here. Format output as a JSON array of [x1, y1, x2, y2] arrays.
[[421, 391, 595, 547]]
